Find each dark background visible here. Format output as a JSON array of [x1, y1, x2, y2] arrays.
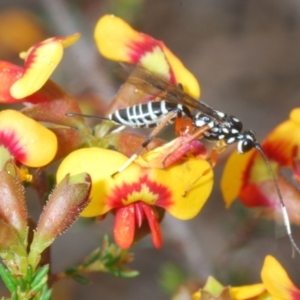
[[1, 0, 300, 299]]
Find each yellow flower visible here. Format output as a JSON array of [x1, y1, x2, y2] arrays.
[[94, 14, 199, 99], [10, 33, 80, 99], [221, 108, 300, 224], [0, 110, 57, 168], [192, 256, 299, 300], [57, 142, 213, 249], [261, 255, 300, 300]]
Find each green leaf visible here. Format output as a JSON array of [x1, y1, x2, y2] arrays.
[[0, 264, 16, 293], [72, 275, 90, 285], [24, 265, 33, 283], [40, 285, 52, 300], [30, 265, 49, 288], [29, 276, 47, 294]]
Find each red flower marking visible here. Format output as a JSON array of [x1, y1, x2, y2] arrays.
[[292, 145, 300, 181], [239, 183, 276, 207], [0, 130, 26, 162], [107, 175, 174, 209], [127, 37, 176, 84], [291, 289, 300, 299], [262, 140, 291, 166]]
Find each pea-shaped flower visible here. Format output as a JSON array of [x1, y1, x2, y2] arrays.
[[57, 144, 213, 249]]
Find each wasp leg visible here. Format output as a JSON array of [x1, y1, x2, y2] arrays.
[[207, 140, 228, 168], [182, 167, 212, 197], [111, 109, 181, 177], [161, 124, 211, 169]]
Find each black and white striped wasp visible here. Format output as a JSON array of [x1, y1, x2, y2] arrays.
[[67, 63, 300, 255]]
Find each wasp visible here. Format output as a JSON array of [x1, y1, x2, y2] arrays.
[[67, 63, 300, 255]]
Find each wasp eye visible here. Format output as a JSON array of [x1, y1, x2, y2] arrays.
[[236, 130, 257, 153], [237, 136, 255, 153]]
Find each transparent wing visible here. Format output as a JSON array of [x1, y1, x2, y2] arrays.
[[117, 63, 224, 123]]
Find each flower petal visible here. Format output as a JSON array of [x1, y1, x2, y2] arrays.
[[0, 61, 23, 103], [57, 148, 139, 217], [56, 147, 213, 220], [230, 284, 266, 299], [0, 110, 57, 167], [94, 14, 200, 98], [0, 61, 80, 104], [220, 149, 255, 207], [142, 203, 162, 248], [114, 205, 135, 249], [10, 33, 80, 99], [261, 255, 300, 300], [292, 145, 300, 182], [262, 108, 300, 167]]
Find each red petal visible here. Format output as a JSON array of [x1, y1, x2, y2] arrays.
[[134, 202, 144, 228], [0, 61, 23, 103], [292, 145, 300, 182], [142, 203, 162, 248], [114, 205, 135, 249]]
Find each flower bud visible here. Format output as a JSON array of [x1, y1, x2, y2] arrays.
[[0, 220, 19, 254], [29, 173, 91, 268], [0, 161, 28, 246]]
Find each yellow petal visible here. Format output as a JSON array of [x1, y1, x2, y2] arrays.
[[163, 45, 200, 98], [57, 148, 142, 217], [149, 158, 213, 220], [230, 284, 266, 299], [11, 42, 63, 99], [289, 108, 300, 126], [94, 14, 200, 98], [10, 33, 80, 99], [263, 110, 300, 167], [57, 147, 213, 219], [220, 149, 255, 207], [0, 110, 57, 167], [94, 14, 142, 62], [261, 255, 300, 299], [59, 33, 80, 48]]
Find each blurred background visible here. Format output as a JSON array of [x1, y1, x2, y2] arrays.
[[1, 0, 300, 299]]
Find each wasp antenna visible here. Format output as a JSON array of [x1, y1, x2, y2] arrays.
[[65, 113, 109, 121], [254, 142, 300, 256]]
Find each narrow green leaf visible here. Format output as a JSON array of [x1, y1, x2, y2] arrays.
[[0, 264, 16, 292], [11, 292, 18, 300], [119, 270, 139, 278], [25, 265, 33, 283], [18, 277, 27, 292], [40, 285, 52, 300], [30, 265, 49, 288], [29, 276, 47, 294], [72, 275, 90, 285], [64, 267, 77, 275]]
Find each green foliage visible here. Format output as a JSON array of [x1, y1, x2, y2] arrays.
[[62, 235, 139, 283]]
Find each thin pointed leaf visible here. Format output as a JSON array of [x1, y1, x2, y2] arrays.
[[0, 264, 16, 292], [30, 265, 49, 288], [72, 275, 90, 285]]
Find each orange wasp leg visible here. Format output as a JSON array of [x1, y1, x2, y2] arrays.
[[208, 140, 228, 168], [161, 124, 211, 168]]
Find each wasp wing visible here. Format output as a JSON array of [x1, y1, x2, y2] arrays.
[[117, 63, 224, 123]]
